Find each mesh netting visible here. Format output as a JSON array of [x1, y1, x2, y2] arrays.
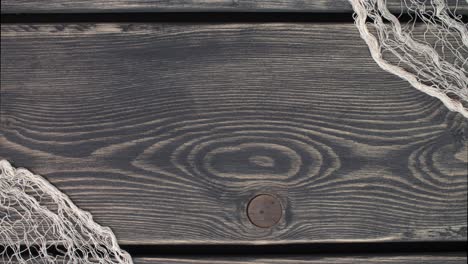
[[349, 0, 468, 117], [0, 160, 133, 264]]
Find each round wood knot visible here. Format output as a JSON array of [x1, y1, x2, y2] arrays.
[[247, 194, 282, 228]]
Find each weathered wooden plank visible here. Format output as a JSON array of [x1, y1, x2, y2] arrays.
[[2, 254, 467, 264], [1, 0, 466, 13], [1, 23, 466, 245], [132, 254, 468, 264]]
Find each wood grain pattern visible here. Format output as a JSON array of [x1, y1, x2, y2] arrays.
[[1, 23, 467, 245], [2, 254, 467, 264], [132, 254, 468, 264], [1, 0, 466, 13]]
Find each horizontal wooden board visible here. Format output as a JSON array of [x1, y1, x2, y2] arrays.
[[2, 254, 467, 264], [1, 23, 467, 245], [1, 0, 467, 13], [133, 254, 467, 264]]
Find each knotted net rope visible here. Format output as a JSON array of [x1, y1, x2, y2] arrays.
[[349, 0, 468, 117], [0, 1, 467, 263], [0, 160, 133, 264]]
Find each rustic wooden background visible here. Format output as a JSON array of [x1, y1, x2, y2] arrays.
[[1, 0, 467, 13], [132, 255, 468, 264], [1, 1, 467, 263]]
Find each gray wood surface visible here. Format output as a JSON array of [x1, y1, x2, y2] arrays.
[[1, 0, 467, 13], [2, 254, 467, 264], [133, 254, 467, 264], [1, 23, 467, 245]]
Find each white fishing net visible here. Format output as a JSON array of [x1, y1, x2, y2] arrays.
[[349, 0, 468, 117], [0, 160, 133, 264]]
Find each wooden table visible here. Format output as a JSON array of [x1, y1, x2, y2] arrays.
[[1, 1, 467, 263]]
